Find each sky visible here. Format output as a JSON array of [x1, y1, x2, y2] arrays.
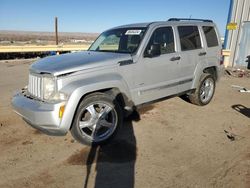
[[0, 0, 230, 36]]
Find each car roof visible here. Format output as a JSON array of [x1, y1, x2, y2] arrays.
[[111, 20, 215, 30], [112, 22, 152, 29]]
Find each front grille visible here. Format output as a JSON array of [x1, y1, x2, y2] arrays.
[[28, 74, 42, 99]]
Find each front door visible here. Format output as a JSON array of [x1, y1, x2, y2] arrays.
[[135, 26, 181, 104]]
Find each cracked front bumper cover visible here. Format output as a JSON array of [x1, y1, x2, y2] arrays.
[[12, 91, 67, 136]]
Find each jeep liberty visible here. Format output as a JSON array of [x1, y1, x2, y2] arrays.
[[12, 18, 223, 145]]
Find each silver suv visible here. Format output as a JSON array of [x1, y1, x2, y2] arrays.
[[12, 18, 223, 145]]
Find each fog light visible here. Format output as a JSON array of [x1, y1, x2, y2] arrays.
[[59, 105, 65, 119]]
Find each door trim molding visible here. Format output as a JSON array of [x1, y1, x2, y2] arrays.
[[140, 78, 193, 94]]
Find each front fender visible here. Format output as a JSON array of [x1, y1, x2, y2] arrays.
[[58, 73, 131, 133]]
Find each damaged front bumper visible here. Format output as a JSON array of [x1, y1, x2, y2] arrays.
[[12, 90, 67, 136]]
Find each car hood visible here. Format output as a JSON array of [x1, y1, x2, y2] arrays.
[[30, 51, 132, 76]]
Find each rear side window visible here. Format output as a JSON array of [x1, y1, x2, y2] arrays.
[[146, 27, 175, 54], [202, 26, 219, 47], [178, 26, 201, 51]]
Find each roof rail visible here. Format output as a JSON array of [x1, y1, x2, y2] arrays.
[[168, 18, 213, 23]]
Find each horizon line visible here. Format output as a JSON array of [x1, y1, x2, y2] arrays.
[[0, 29, 100, 34]]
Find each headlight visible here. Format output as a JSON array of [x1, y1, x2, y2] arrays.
[[43, 77, 68, 101], [43, 77, 56, 100], [53, 92, 68, 101]]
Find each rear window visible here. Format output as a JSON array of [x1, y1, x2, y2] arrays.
[[178, 26, 201, 51], [202, 26, 219, 47]]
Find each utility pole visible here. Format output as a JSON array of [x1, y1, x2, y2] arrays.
[[55, 17, 58, 45]]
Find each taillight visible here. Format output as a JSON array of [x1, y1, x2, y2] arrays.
[[220, 50, 224, 65]]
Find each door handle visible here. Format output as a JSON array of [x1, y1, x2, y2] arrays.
[[170, 56, 181, 61], [199, 52, 207, 56]]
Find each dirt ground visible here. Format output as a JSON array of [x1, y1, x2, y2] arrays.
[[0, 59, 249, 188]]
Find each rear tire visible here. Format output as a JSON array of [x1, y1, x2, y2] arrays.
[[71, 92, 123, 145], [189, 73, 215, 106]]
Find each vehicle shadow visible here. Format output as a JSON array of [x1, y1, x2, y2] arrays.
[[83, 110, 140, 188], [232, 104, 250, 118]]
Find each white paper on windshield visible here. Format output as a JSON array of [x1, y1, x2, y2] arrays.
[[125, 30, 142, 35]]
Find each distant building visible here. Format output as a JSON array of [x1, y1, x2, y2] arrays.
[[71, 39, 87, 43], [70, 39, 94, 44], [224, 0, 250, 67], [0, 41, 11, 44]]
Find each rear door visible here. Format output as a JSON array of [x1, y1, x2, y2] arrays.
[[176, 25, 206, 92]]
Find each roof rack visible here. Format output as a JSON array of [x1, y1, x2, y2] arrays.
[[168, 18, 213, 23]]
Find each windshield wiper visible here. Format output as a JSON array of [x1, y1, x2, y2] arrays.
[[91, 50, 130, 54]]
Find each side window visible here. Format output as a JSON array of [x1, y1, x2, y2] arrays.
[[202, 26, 219, 47], [146, 27, 175, 55], [178, 26, 201, 51]]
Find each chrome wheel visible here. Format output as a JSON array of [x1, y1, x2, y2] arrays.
[[78, 102, 118, 142], [199, 78, 214, 103]]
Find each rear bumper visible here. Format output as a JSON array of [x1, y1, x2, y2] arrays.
[[217, 64, 225, 81], [12, 91, 67, 136]]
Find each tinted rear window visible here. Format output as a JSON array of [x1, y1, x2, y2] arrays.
[[178, 26, 201, 51], [202, 26, 219, 47]]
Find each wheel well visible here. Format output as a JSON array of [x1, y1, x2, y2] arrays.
[[69, 88, 128, 130], [203, 66, 217, 81]]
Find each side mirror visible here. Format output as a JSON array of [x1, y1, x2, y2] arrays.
[[145, 43, 161, 58]]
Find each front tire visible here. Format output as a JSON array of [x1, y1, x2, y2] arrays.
[[189, 73, 215, 106], [71, 92, 123, 145]]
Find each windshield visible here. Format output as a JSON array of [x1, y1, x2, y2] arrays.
[[89, 27, 147, 54]]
